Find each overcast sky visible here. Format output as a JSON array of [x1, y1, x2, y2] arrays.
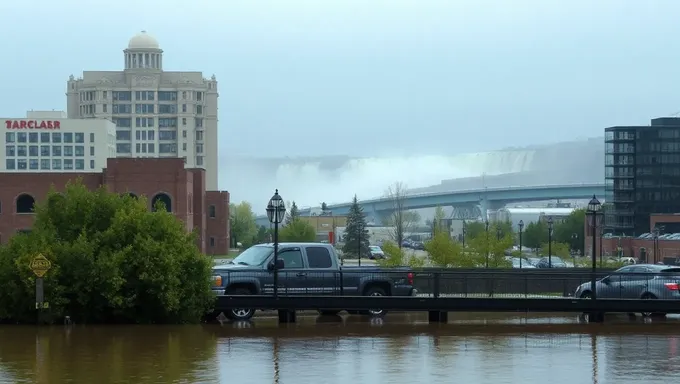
[[2, 0, 680, 159]]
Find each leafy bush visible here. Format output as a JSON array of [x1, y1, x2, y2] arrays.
[[376, 241, 425, 267], [0, 180, 215, 324]]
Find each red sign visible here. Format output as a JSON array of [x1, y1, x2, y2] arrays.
[[5, 120, 61, 130]]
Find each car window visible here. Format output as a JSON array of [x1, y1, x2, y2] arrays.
[[306, 246, 333, 268], [278, 249, 304, 269]]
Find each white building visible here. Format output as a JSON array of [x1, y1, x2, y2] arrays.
[[1, 114, 116, 172], [65, 31, 219, 189]]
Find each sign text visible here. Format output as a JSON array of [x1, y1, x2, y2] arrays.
[[5, 120, 61, 130]]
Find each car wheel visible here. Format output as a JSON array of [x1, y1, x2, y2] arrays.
[[580, 291, 592, 299], [318, 310, 341, 316], [361, 286, 388, 317], [640, 293, 665, 317], [224, 288, 256, 321]]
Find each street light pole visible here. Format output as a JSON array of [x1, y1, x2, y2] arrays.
[[485, 220, 490, 268], [357, 229, 361, 267], [266, 190, 287, 299], [518, 220, 524, 268], [586, 195, 603, 311], [547, 217, 554, 268], [571, 233, 578, 267]]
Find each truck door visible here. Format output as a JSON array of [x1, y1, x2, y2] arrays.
[[304, 246, 341, 295], [273, 247, 308, 295]]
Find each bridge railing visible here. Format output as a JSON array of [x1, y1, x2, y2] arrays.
[[214, 268, 644, 298]]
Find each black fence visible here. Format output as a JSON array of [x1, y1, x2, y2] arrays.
[[215, 268, 622, 298]]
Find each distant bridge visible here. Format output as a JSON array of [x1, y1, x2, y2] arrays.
[[255, 183, 605, 226]]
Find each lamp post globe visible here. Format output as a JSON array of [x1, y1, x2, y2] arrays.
[[267, 189, 286, 224]]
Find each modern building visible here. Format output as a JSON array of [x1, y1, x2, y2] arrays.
[[2, 114, 116, 173], [0, 158, 230, 255], [605, 117, 680, 236], [65, 31, 219, 190]]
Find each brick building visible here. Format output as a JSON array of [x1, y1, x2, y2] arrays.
[[585, 214, 680, 264], [0, 158, 229, 255]]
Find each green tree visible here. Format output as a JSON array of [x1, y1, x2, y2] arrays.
[[0, 180, 215, 324], [229, 202, 257, 248], [553, 209, 586, 254], [285, 201, 300, 225], [384, 182, 421, 247], [429, 206, 447, 235], [540, 241, 571, 258], [279, 218, 316, 242], [255, 225, 271, 244], [376, 241, 425, 267], [522, 220, 548, 250], [464, 221, 487, 240], [467, 223, 513, 268], [425, 230, 477, 267], [342, 195, 370, 258]]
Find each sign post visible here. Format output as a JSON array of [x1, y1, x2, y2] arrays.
[[30, 254, 52, 324]]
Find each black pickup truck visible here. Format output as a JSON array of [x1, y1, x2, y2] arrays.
[[211, 242, 418, 320]]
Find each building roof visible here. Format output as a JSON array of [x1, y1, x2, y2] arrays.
[[127, 31, 160, 50]]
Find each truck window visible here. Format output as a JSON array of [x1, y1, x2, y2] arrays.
[[306, 247, 333, 268], [279, 249, 304, 269]]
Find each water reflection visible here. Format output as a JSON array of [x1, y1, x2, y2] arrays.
[[0, 314, 678, 384]]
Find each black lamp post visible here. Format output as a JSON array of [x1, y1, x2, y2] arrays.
[[462, 220, 467, 248], [571, 233, 578, 266], [266, 189, 287, 298], [547, 217, 554, 268], [653, 226, 660, 264], [586, 195, 603, 305], [518, 220, 524, 268], [485, 220, 490, 268]]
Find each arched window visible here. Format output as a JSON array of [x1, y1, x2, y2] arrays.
[[151, 193, 172, 212], [16, 194, 36, 214]]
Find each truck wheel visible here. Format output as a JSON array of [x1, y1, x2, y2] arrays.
[[318, 310, 341, 316], [361, 286, 388, 318], [225, 287, 255, 321]]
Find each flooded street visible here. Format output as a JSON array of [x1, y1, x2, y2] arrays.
[[1, 313, 679, 383]]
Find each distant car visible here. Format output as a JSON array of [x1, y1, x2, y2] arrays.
[[368, 246, 385, 259], [536, 256, 567, 268], [510, 257, 536, 269], [412, 242, 425, 250], [401, 240, 413, 248]]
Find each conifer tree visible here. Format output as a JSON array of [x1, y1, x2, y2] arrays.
[[342, 195, 370, 258], [285, 201, 300, 225]]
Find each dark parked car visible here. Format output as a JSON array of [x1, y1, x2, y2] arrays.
[[574, 264, 680, 316], [210, 242, 418, 321], [536, 256, 567, 268]]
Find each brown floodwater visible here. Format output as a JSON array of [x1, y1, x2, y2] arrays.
[[1, 312, 679, 384]]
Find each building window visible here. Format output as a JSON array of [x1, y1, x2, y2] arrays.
[[182, 104, 187, 113], [75, 133, 84, 143], [210, 237, 215, 247], [196, 156, 204, 166], [17, 146, 26, 156], [74, 146, 85, 157], [40, 159, 50, 170], [29, 159, 38, 170], [64, 133, 73, 143], [6, 146, 15, 156], [28, 133, 38, 143], [209, 205, 216, 218], [103, 104, 108, 113], [135, 91, 155, 101], [135, 104, 155, 114], [40, 146, 50, 156], [5, 159, 15, 170], [196, 92, 203, 101], [29, 146, 38, 156], [40, 133, 50, 143], [64, 159, 73, 170], [182, 143, 187, 151], [90, 133, 95, 143], [90, 146, 95, 156], [75, 159, 84, 170], [114, 91, 132, 101], [195, 105, 203, 115], [52, 146, 62, 156], [196, 131, 203, 141], [90, 160, 95, 169], [6, 133, 15, 143], [135, 117, 154, 127], [147, 130, 155, 140], [182, 91, 187, 99], [158, 104, 177, 114], [64, 146, 73, 156], [195, 118, 203, 128], [159, 131, 177, 140], [182, 130, 187, 138], [151, 193, 172, 212], [112, 104, 132, 114], [17, 132, 27, 143], [158, 91, 177, 101], [116, 131, 131, 140], [16, 194, 35, 214], [196, 144, 203, 153], [158, 118, 177, 128], [116, 143, 131, 153], [159, 144, 177, 154], [52, 159, 62, 170], [52, 132, 62, 143], [17, 159, 26, 170], [113, 118, 132, 128], [182, 118, 186, 126]]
